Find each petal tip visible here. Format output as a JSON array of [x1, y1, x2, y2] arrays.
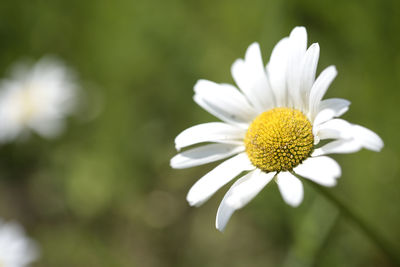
[[193, 79, 213, 94], [291, 26, 307, 34], [373, 136, 384, 151], [309, 42, 320, 51], [286, 198, 303, 207], [169, 157, 176, 168], [326, 180, 338, 187], [231, 59, 245, 77], [330, 65, 338, 75], [186, 197, 200, 207], [186, 191, 200, 207], [215, 222, 226, 232], [247, 42, 260, 50], [245, 42, 261, 57]]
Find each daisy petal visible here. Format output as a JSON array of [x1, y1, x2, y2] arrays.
[[276, 172, 304, 207], [312, 139, 363, 156], [299, 43, 320, 110], [267, 37, 290, 107], [314, 98, 351, 126], [194, 95, 246, 128], [175, 122, 245, 150], [231, 43, 275, 112], [294, 156, 341, 187], [308, 66, 337, 119], [287, 26, 307, 109], [186, 153, 255, 207], [194, 79, 257, 125], [314, 118, 353, 140], [225, 170, 275, 210], [170, 144, 245, 169], [0, 220, 39, 266], [352, 125, 384, 152], [313, 122, 384, 156], [216, 169, 274, 231]]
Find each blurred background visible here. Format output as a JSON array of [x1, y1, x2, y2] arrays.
[[0, 0, 399, 266]]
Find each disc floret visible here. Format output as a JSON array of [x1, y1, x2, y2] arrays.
[[245, 107, 314, 172]]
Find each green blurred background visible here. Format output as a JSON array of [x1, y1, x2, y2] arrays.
[[0, 0, 399, 266]]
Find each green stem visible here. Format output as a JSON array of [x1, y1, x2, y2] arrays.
[[298, 176, 400, 265]]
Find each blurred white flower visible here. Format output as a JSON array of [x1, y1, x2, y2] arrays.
[[0, 219, 39, 267], [0, 57, 77, 142], [170, 27, 384, 231]]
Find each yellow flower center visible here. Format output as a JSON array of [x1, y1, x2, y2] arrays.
[[244, 107, 314, 173]]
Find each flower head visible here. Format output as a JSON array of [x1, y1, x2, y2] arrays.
[[0, 219, 39, 267], [0, 57, 77, 143], [171, 27, 383, 231]]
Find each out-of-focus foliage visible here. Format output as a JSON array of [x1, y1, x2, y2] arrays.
[[0, 0, 399, 266]]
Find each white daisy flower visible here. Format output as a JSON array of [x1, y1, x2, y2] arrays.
[[0, 57, 77, 143], [0, 219, 39, 267], [170, 27, 384, 232]]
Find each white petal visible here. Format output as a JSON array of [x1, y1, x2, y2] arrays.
[[276, 172, 304, 207], [314, 118, 353, 140], [216, 169, 274, 231], [313, 122, 384, 156], [267, 37, 289, 107], [308, 66, 337, 119], [194, 95, 246, 129], [186, 153, 255, 207], [225, 169, 275, 210], [231, 43, 275, 112], [170, 144, 244, 169], [0, 220, 39, 265], [313, 98, 351, 126], [351, 125, 384, 152], [312, 139, 363, 156], [287, 26, 308, 109], [194, 79, 257, 125], [294, 156, 341, 187], [174, 122, 245, 150], [299, 43, 320, 111]]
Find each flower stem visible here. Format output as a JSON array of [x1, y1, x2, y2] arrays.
[[300, 177, 400, 265]]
